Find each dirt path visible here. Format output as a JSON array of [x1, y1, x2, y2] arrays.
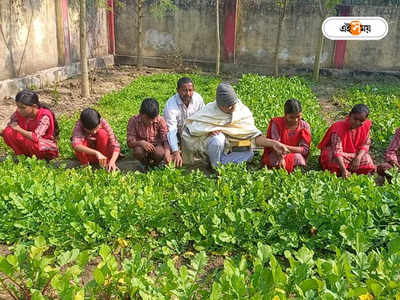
[[310, 78, 346, 126], [0, 66, 182, 173], [0, 66, 170, 169], [311, 74, 400, 126], [0, 66, 170, 129], [0, 66, 224, 174], [310, 75, 400, 164], [317, 96, 338, 125]]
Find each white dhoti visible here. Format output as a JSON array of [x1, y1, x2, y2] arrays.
[[207, 133, 254, 167], [182, 100, 261, 166]]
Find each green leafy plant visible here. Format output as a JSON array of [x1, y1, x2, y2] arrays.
[[1, 74, 400, 298], [0, 236, 87, 300]]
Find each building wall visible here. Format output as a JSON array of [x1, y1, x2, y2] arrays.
[[115, 0, 218, 62], [68, 0, 109, 63], [1, 0, 399, 82], [0, 0, 58, 80], [236, 2, 335, 69], [345, 6, 400, 71], [0, 0, 110, 81], [115, 0, 400, 72]]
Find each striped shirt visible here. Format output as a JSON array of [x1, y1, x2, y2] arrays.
[[71, 118, 120, 152]]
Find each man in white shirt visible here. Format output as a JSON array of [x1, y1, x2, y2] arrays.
[[164, 77, 205, 167]]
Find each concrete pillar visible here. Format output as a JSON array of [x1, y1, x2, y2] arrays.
[[107, 0, 115, 55], [223, 0, 238, 63], [61, 0, 71, 65], [334, 5, 352, 69]]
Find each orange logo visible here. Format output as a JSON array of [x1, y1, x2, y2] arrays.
[[350, 20, 362, 35], [340, 21, 371, 35], [323, 17, 388, 40]]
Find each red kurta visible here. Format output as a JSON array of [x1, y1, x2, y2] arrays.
[[318, 118, 375, 175], [261, 117, 311, 172], [1, 108, 59, 160]]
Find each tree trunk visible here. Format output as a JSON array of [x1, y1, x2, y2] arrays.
[[55, 0, 65, 66], [273, 0, 287, 77], [312, 20, 325, 81], [313, 0, 328, 82], [136, 0, 144, 69], [216, 0, 220, 75], [80, 0, 89, 97], [0, 3, 17, 77]]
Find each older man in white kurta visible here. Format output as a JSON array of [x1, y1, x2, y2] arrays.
[[182, 83, 289, 167], [164, 77, 205, 167]]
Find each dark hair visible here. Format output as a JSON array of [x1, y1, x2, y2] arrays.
[[15, 90, 60, 139], [284, 98, 302, 114], [350, 104, 369, 117], [140, 98, 159, 119], [177, 77, 193, 89], [80, 108, 101, 130]]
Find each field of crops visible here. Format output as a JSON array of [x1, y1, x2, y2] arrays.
[[1, 74, 400, 299]]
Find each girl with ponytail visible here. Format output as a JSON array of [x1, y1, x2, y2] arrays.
[[0, 90, 59, 160]]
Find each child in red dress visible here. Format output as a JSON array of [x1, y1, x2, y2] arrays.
[[1, 90, 59, 160]]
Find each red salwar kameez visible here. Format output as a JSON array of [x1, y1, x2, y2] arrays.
[[318, 118, 375, 175], [1, 108, 59, 160], [261, 117, 311, 172]]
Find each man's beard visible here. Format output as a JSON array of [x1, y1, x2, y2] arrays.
[[182, 96, 191, 104]]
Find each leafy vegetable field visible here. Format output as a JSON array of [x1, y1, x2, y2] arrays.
[[1, 74, 400, 299]]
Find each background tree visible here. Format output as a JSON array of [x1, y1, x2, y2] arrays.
[[79, 0, 124, 97], [80, 0, 90, 97], [136, 0, 144, 69], [216, 0, 220, 75], [274, 0, 288, 77], [135, 0, 176, 70], [0, 0, 34, 78], [312, 0, 343, 81]]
